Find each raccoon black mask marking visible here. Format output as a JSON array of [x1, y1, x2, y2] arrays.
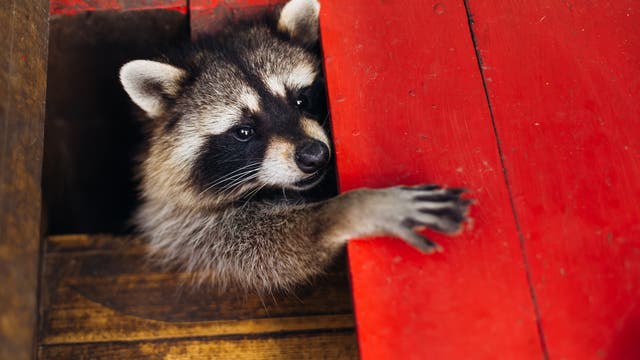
[[120, 0, 471, 293]]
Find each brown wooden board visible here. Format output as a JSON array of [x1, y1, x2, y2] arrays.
[[38, 235, 357, 358], [39, 331, 358, 359], [0, 1, 49, 359]]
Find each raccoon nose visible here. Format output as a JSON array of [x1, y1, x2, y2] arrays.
[[295, 140, 330, 173]]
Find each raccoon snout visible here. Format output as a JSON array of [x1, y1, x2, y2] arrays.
[[295, 140, 330, 173]]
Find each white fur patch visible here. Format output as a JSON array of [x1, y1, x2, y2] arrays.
[[195, 108, 237, 135], [171, 130, 206, 168], [278, 0, 320, 45], [199, 89, 260, 135], [259, 137, 305, 185], [285, 65, 317, 90], [266, 75, 287, 97], [120, 60, 186, 118], [300, 118, 330, 147], [265, 64, 318, 98], [241, 91, 261, 113], [265, 66, 316, 98]]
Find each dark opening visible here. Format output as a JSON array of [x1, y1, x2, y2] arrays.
[[42, 10, 189, 234]]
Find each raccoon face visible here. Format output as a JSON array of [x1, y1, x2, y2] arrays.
[[120, 0, 328, 206]]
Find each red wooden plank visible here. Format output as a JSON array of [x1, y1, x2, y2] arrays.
[[321, 1, 543, 358], [466, 0, 640, 358], [50, 0, 187, 15], [190, 0, 285, 37]]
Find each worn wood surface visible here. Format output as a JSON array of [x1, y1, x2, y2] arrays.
[[321, 0, 544, 358], [0, 1, 49, 359], [466, 0, 640, 358], [38, 234, 357, 358], [39, 331, 357, 359]]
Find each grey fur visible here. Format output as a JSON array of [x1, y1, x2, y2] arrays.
[[121, 0, 471, 294]]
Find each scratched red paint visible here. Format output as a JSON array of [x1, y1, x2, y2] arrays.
[[190, 0, 282, 11], [466, 0, 640, 358], [50, 0, 187, 15], [190, 0, 286, 38]]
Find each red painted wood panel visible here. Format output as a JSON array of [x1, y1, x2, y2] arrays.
[[190, 0, 285, 37], [466, 0, 640, 358], [50, 0, 187, 15], [320, 1, 543, 358]]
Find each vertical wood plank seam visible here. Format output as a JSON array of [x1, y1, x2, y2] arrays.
[[462, 1, 549, 358], [36, 202, 50, 357], [0, 0, 18, 197], [35, 235, 46, 360], [34, 2, 50, 358]]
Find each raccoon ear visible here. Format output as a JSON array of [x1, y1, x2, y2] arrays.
[[119, 60, 186, 118], [277, 0, 320, 45]]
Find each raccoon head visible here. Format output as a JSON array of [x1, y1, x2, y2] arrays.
[[120, 0, 329, 208]]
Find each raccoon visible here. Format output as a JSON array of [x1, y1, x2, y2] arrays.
[[119, 0, 471, 293]]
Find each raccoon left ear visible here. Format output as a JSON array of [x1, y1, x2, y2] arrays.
[[120, 60, 187, 118], [277, 0, 320, 45]]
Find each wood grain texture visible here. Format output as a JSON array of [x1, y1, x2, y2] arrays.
[[39, 330, 358, 359], [466, 0, 640, 358], [39, 235, 356, 357], [0, 0, 49, 359], [320, 0, 544, 358]]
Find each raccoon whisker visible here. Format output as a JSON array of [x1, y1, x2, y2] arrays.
[[220, 181, 259, 198], [200, 174, 252, 197], [213, 168, 260, 191], [268, 289, 279, 307], [201, 168, 259, 193], [240, 183, 268, 210], [198, 164, 262, 196], [320, 112, 330, 127], [215, 157, 263, 164], [216, 172, 263, 196], [211, 162, 262, 183], [218, 168, 261, 188], [237, 180, 265, 201], [257, 292, 270, 314]]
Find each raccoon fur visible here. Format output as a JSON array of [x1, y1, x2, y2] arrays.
[[120, 0, 471, 293]]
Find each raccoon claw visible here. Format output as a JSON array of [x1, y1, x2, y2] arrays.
[[407, 185, 472, 235], [397, 227, 443, 254]]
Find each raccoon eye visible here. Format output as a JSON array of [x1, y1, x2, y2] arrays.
[[295, 94, 310, 110], [233, 126, 255, 141]]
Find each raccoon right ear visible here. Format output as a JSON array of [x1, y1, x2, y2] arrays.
[[119, 60, 186, 118], [277, 0, 320, 45]]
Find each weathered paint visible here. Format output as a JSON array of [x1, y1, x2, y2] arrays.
[[467, 0, 640, 358], [321, 0, 543, 358], [189, 0, 286, 38]]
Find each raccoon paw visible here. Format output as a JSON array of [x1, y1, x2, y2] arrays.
[[361, 184, 472, 253]]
